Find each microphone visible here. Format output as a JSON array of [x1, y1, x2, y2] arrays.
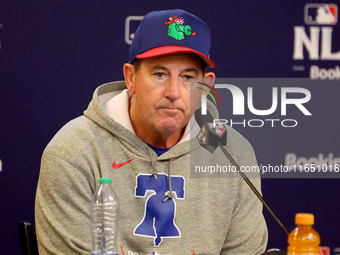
[[196, 110, 227, 153], [195, 108, 290, 238]]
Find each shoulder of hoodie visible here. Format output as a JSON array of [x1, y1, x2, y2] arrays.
[[224, 124, 253, 147], [223, 124, 257, 158], [42, 81, 128, 161], [42, 114, 112, 162]]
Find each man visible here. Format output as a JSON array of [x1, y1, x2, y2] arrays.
[[35, 9, 268, 254]]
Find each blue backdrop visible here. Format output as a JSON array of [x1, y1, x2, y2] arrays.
[[0, 1, 339, 254]]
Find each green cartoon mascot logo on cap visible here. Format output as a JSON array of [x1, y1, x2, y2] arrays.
[[165, 16, 196, 41]]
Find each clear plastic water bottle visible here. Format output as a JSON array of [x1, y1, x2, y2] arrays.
[[91, 178, 119, 255]]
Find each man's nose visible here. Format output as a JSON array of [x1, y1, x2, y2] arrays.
[[164, 77, 181, 100]]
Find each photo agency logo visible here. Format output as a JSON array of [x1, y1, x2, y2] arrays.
[[194, 78, 312, 128], [293, 3, 340, 79], [196, 81, 222, 115]]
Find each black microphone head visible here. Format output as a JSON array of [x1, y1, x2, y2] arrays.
[[195, 106, 227, 153], [197, 122, 227, 153]]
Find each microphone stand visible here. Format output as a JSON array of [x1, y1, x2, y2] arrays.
[[218, 142, 290, 237]]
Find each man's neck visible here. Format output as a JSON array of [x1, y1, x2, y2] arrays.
[[132, 123, 184, 148]]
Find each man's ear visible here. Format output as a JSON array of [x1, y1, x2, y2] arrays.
[[123, 63, 136, 95], [196, 72, 215, 95], [204, 72, 216, 91]]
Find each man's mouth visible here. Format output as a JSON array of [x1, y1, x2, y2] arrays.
[[159, 107, 182, 116]]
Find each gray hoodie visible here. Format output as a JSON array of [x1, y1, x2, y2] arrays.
[[35, 81, 268, 255]]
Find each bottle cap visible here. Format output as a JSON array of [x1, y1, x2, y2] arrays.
[[99, 178, 112, 184], [295, 213, 314, 225]]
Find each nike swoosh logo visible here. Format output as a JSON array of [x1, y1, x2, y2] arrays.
[[112, 158, 135, 169]]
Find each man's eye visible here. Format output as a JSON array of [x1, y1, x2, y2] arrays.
[[154, 73, 165, 78], [183, 75, 193, 81]]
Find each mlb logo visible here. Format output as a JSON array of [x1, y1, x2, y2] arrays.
[[198, 126, 207, 145], [152, 252, 160, 255], [208, 123, 226, 137], [304, 4, 338, 25]]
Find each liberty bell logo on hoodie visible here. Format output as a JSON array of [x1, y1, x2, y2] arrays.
[[133, 173, 185, 246]]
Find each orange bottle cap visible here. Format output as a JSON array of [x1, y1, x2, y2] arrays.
[[295, 213, 314, 225]]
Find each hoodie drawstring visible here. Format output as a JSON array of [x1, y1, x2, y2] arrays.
[[146, 146, 175, 203], [147, 147, 158, 180], [163, 159, 174, 202]]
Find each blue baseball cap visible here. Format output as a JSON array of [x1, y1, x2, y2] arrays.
[[129, 9, 215, 69]]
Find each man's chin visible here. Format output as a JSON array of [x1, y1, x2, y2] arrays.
[[157, 119, 186, 137]]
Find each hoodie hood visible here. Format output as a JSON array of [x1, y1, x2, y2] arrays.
[[84, 81, 219, 159]]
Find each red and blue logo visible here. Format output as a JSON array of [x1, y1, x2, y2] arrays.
[[304, 4, 338, 25], [196, 82, 222, 108]]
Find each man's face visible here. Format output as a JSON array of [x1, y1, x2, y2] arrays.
[[125, 53, 211, 145]]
